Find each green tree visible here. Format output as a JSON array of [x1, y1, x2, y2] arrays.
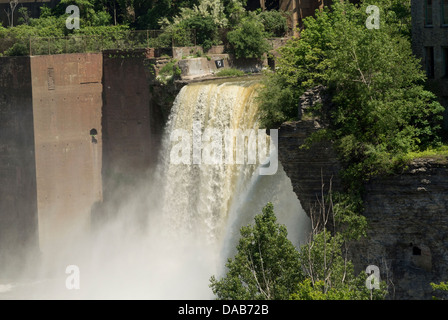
[[157, 0, 227, 50], [210, 203, 304, 300], [256, 10, 287, 37], [210, 201, 387, 300], [222, 0, 247, 26], [54, 0, 112, 27], [294, 230, 386, 300], [258, 1, 443, 186], [17, 6, 31, 25], [226, 13, 271, 59]]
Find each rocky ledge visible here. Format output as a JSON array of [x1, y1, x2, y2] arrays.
[[278, 120, 448, 299]]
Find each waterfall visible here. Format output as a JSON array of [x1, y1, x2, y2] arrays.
[[0, 79, 310, 299], [152, 79, 311, 296], [158, 80, 263, 244]]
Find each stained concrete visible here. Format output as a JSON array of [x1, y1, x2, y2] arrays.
[[30, 53, 103, 253], [0, 56, 39, 276]]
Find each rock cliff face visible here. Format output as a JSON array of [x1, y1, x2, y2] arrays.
[[278, 120, 342, 215], [350, 159, 448, 299], [278, 120, 448, 299]]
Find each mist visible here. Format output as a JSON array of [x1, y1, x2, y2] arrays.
[[0, 81, 311, 300]]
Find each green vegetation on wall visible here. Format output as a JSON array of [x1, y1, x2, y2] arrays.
[[0, 0, 286, 58], [210, 203, 387, 300], [227, 13, 271, 59], [258, 0, 444, 189]]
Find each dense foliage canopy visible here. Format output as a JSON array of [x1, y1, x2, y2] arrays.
[[258, 0, 444, 187], [210, 203, 387, 300]]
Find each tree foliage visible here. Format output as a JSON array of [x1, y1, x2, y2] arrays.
[[258, 0, 444, 187], [256, 10, 288, 37], [431, 281, 448, 300], [158, 0, 227, 51], [210, 202, 387, 300], [210, 203, 304, 300], [226, 13, 271, 59]]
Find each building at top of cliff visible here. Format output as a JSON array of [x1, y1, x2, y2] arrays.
[[411, 0, 448, 130]]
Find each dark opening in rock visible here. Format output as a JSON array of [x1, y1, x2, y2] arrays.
[[413, 246, 422, 256]]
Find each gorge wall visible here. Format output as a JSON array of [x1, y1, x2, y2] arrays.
[[2, 49, 447, 299], [278, 119, 448, 300], [352, 159, 448, 299]]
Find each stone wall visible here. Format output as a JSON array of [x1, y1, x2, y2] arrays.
[[0, 56, 39, 276], [349, 159, 448, 299], [411, 0, 448, 128], [278, 120, 342, 215], [278, 120, 448, 299]]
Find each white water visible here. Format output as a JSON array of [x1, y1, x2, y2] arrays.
[[0, 80, 310, 299]]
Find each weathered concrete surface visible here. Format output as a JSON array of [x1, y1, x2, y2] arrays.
[[178, 55, 230, 80], [0, 57, 39, 276], [30, 53, 103, 253], [102, 50, 159, 199], [172, 46, 203, 60]]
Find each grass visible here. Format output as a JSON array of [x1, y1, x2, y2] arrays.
[[391, 144, 448, 168], [215, 68, 245, 77]]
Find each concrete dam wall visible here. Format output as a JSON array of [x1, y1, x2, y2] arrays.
[[0, 51, 164, 273]]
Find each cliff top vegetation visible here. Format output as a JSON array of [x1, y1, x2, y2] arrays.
[[0, 0, 287, 57]]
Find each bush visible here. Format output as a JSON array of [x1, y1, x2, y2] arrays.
[[215, 68, 244, 77], [210, 202, 387, 300], [5, 42, 29, 56], [258, 1, 444, 186], [257, 10, 288, 37], [158, 59, 181, 84], [227, 14, 271, 59], [179, 14, 219, 51]]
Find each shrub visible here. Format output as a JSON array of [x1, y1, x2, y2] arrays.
[[227, 14, 271, 59], [158, 59, 181, 84], [210, 203, 304, 300], [5, 42, 29, 56], [257, 10, 288, 37], [180, 14, 219, 51], [258, 1, 444, 186], [215, 68, 245, 77]]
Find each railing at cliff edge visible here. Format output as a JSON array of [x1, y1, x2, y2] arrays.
[[0, 29, 199, 56]]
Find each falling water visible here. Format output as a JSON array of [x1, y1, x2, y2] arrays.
[[0, 79, 310, 299], [149, 79, 311, 297]]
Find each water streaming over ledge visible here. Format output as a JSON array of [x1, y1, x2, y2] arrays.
[[0, 79, 310, 299]]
